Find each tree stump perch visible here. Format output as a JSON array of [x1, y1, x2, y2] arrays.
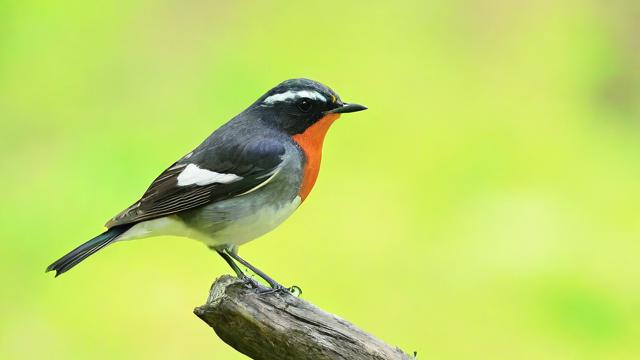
[[194, 275, 414, 360]]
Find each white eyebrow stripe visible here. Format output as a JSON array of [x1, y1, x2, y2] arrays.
[[263, 90, 327, 104], [176, 164, 243, 186]]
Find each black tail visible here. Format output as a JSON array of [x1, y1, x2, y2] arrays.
[[46, 224, 133, 277]]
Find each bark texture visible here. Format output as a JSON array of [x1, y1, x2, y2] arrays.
[[194, 275, 413, 360]]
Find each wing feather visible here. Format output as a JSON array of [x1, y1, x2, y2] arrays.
[[105, 138, 286, 227]]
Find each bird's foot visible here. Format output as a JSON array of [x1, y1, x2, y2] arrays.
[[241, 276, 262, 289], [238, 273, 302, 296], [255, 283, 303, 297]]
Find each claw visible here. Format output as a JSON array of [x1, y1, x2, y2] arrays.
[[255, 287, 280, 295], [255, 284, 302, 296], [288, 285, 303, 297], [241, 276, 261, 289]]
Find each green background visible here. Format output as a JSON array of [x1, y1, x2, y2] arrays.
[[2, 0, 640, 359]]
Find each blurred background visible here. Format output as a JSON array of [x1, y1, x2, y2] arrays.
[[2, 0, 640, 359]]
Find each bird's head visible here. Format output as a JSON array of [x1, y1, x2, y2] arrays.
[[251, 78, 367, 135]]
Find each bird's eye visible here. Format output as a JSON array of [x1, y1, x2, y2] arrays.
[[296, 98, 312, 112]]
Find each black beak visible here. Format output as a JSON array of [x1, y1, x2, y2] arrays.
[[327, 103, 368, 114]]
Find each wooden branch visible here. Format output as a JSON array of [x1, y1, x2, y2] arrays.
[[194, 275, 414, 360]]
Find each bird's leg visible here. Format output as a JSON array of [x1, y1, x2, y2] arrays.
[[213, 248, 245, 279], [225, 249, 286, 291]]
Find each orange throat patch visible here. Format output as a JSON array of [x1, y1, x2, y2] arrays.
[[292, 113, 340, 201]]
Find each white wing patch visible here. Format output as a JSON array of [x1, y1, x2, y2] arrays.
[[263, 90, 326, 104], [177, 164, 242, 186]]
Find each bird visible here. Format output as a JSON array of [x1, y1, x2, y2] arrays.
[[46, 78, 367, 290]]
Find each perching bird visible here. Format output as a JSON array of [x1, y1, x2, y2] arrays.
[[46, 78, 366, 290]]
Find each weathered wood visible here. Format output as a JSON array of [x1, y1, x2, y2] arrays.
[[194, 275, 413, 360]]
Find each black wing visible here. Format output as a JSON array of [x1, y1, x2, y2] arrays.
[[105, 137, 286, 228]]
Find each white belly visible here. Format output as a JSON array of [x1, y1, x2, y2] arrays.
[[116, 216, 212, 243], [116, 196, 301, 247], [211, 195, 301, 246]]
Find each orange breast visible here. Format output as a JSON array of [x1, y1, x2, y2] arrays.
[[292, 113, 340, 201]]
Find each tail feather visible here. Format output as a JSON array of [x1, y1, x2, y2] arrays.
[[46, 224, 133, 277]]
